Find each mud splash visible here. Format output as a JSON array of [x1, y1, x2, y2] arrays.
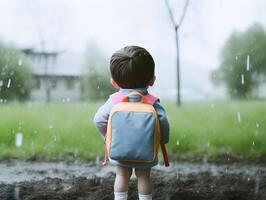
[[0, 161, 266, 200]]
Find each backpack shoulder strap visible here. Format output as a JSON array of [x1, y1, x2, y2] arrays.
[[110, 92, 126, 105], [110, 92, 159, 105], [145, 93, 159, 105]]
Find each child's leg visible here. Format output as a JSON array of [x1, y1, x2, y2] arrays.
[[135, 168, 152, 200], [114, 166, 132, 200]]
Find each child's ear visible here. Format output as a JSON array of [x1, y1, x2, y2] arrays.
[[110, 78, 120, 89], [148, 76, 156, 86]]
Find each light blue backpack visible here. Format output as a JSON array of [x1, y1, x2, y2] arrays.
[[104, 91, 169, 166]]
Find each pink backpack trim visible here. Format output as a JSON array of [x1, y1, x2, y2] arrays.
[[110, 92, 125, 105], [110, 92, 159, 105]]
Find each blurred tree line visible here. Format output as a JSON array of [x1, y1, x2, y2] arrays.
[[2, 22, 266, 102], [212, 23, 266, 99], [81, 42, 115, 101], [0, 42, 34, 102], [0, 41, 114, 102]]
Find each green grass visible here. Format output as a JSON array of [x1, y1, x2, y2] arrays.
[[0, 101, 265, 160], [167, 101, 266, 157], [0, 103, 102, 160]]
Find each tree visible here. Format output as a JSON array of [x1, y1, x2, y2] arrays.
[[81, 43, 115, 101], [0, 42, 34, 102], [212, 23, 266, 99], [26, 0, 68, 103], [164, 0, 190, 106]]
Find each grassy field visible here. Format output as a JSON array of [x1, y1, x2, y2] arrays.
[[0, 101, 265, 160]]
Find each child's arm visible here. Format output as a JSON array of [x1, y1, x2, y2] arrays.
[[93, 98, 113, 137], [154, 102, 170, 144]]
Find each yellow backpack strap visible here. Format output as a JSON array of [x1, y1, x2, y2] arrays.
[[102, 139, 108, 166]]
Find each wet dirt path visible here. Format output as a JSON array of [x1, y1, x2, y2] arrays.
[[0, 161, 266, 200]]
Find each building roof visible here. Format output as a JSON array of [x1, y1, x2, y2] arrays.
[[22, 48, 83, 77]]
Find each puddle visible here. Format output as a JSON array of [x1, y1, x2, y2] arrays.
[[0, 162, 113, 184], [0, 161, 266, 200]]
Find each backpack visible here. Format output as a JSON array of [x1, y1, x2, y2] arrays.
[[104, 91, 169, 167]]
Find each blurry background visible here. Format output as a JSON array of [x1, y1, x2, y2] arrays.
[[0, 0, 265, 102], [0, 0, 266, 160]]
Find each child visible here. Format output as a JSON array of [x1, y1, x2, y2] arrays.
[[94, 46, 169, 200]]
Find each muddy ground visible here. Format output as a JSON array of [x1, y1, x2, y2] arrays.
[[0, 161, 266, 200]]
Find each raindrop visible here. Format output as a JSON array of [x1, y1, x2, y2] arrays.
[[30, 142, 35, 152], [210, 185, 214, 191], [254, 176, 260, 195], [18, 59, 23, 66], [237, 112, 241, 123], [0, 99, 3, 103], [66, 97, 70, 102], [7, 79, 11, 88], [235, 55, 238, 60], [210, 104, 214, 108], [207, 141, 210, 147], [74, 149, 78, 157], [97, 85, 100, 89], [62, 182, 73, 191], [49, 125, 53, 129], [246, 55, 250, 71], [256, 123, 259, 128], [252, 141, 255, 146], [0, 80, 3, 87], [51, 185, 57, 190], [241, 74, 245, 85], [54, 135, 57, 141], [15, 132, 23, 147], [247, 177, 250, 182], [13, 186, 20, 200], [95, 154, 100, 165], [203, 155, 208, 164], [176, 140, 180, 146]]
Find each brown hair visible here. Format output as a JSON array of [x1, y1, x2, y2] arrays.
[[110, 46, 155, 89]]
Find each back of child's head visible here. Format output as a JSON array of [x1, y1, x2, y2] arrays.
[[110, 46, 155, 89]]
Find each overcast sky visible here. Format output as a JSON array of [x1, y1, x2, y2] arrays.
[[0, 0, 265, 101]]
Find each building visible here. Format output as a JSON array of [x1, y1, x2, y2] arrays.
[[22, 49, 83, 102]]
